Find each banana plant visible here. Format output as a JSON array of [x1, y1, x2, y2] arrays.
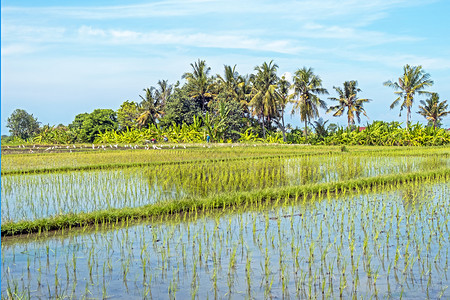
[[264, 131, 284, 144], [237, 128, 260, 142]]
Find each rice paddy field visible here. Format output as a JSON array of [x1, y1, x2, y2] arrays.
[[1, 144, 449, 299]]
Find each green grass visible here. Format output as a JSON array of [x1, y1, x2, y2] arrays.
[[2, 144, 449, 174], [2, 145, 449, 236], [3, 151, 448, 222], [1, 144, 334, 174], [1, 144, 450, 175], [2, 168, 448, 236], [2, 144, 449, 299]]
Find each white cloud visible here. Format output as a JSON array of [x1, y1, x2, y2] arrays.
[[297, 23, 420, 45], [2, 0, 449, 131], [78, 26, 106, 37], [280, 72, 293, 83], [2, 0, 222, 19], [76, 27, 304, 54], [2, 25, 66, 42], [1, 0, 434, 56], [347, 52, 450, 70], [2, 0, 436, 22], [1, 44, 37, 56]]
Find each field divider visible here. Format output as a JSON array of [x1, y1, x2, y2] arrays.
[[3, 149, 449, 176], [2, 168, 448, 237], [1, 152, 335, 176]]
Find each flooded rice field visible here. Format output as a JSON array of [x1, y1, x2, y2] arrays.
[[2, 155, 448, 222], [2, 181, 449, 299]]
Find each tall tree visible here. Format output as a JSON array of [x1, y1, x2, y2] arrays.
[[275, 75, 292, 142], [69, 109, 117, 142], [249, 60, 280, 138], [182, 59, 216, 112], [117, 100, 140, 130], [417, 93, 449, 128], [236, 74, 253, 118], [153, 80, 172, 113], [137, 87, 163, 128], [311, 118, 329, 140], [384, 64, 433, 128], [216, 65, 240, 101], [327, 80, 370, 127], [158, 83, 201, 127], [6, 109, 40, 140], [207, 99, 244, 141], [291, 67, 328, 140]]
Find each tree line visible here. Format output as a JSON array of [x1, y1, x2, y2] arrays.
[[4, 60, 449, 145]]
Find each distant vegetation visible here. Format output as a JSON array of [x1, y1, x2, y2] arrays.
[[3, 61, 449, 146]]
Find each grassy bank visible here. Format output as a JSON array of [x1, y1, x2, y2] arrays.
[[2, 168, 448, 236]]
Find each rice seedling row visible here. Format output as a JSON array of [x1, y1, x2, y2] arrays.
[[1, 144, 338, 174], [2, 168, 448, 236], [2, 153, 448, 224], [2, 145, 448, 175], [2, 180, 448, 299]]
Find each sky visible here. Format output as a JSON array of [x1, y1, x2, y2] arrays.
[[2, 0, 450, 134]]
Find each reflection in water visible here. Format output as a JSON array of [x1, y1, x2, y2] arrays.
[[2, 182, 448, 299], [146, 159, 289, 198], [2, 155, 449, 222], [335, 156, 364, 181], [419, 155, 447, 171]]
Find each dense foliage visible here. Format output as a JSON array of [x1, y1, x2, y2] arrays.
[[6, 109, 40, 140], [69, 109, 118, 143], [3, 61, 449, 146], [27, 120, 446, 146]]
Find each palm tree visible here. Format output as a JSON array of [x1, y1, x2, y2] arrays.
[[311, 118, 329, 139], [291, 67, 328, 139], [182, 59, 216, 112], [275, 75, 292, 142], [249, 60, 281, 138], [137, 87, 163, 128], [327, 80, 370, 127], [153, 80, 172, 113], [384, 64, 433, 128], [417, 93, 449, 128], [217, 65, 240, 101], [236, 74, 253, 118]]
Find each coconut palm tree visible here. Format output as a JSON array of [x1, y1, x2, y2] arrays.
[[249, 60, 281, 138], [182, 59, 216, 112], [153, 80, 172, 113], [384, 64, 433, 129], [217, 65, 240, 101], [291, 67, 328, 139], [236, 74, 253, 118], [417, 93, 449, 128], [311, 118, 329, 139], [327, 80, 370, 127], [276, 75, 292, 142], [137, 87, 164, 128]]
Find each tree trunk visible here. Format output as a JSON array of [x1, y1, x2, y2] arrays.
[[347, 106, 352, 128], [261, 115, 266, 139], [406, 106, 410, 129], [201, 95, 205, 113], [274, 118, 286, 143], [304, 119, 308, 141]]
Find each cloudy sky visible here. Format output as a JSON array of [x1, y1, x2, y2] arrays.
[[2, 0, 450, 133]]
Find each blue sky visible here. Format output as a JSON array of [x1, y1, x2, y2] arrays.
[[2, 0, 450, 134]]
